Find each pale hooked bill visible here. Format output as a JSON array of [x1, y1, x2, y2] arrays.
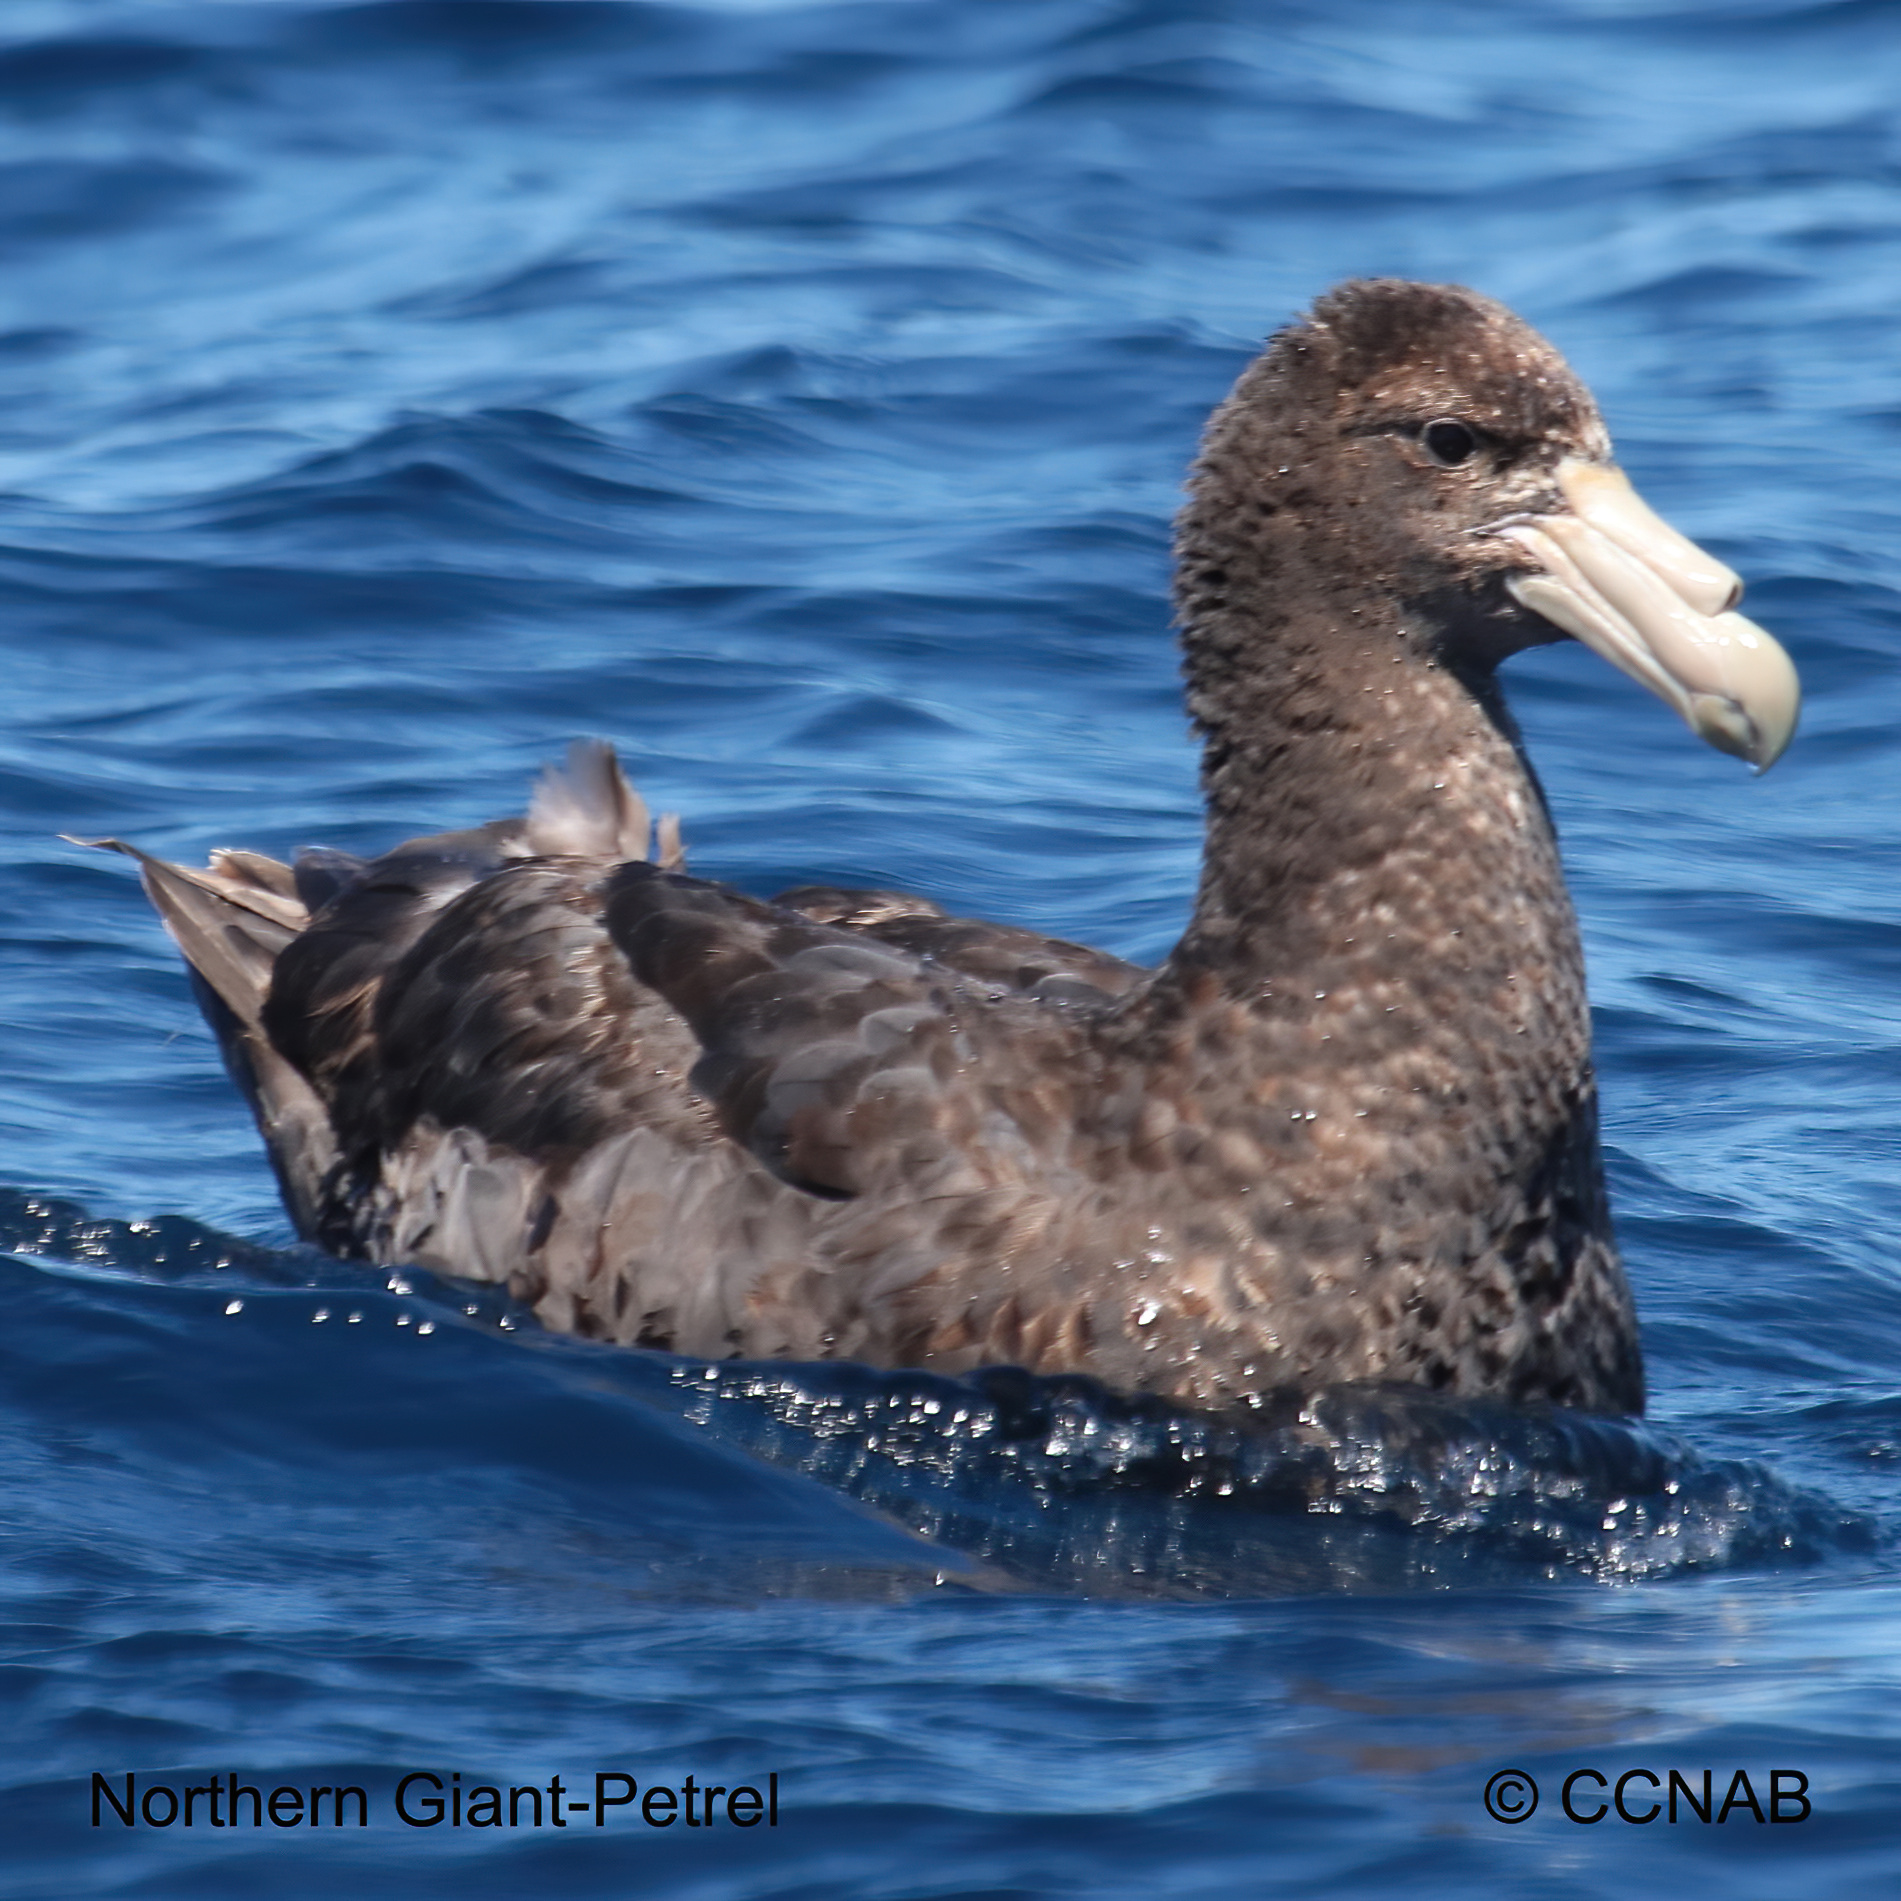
[[1498, 458, 1800, 770]]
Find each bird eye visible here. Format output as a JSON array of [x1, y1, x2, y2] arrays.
[[1420, 418, 1478, 468]]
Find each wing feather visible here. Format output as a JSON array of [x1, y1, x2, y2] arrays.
[[603, 861, 1104, 1202]]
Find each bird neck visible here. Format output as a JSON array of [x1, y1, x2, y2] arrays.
[[1159, 592, 1592, 1106]]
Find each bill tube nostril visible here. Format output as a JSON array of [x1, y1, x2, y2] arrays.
[[1555, 459, 1744, 617], [1499, 457, 1799, 771]]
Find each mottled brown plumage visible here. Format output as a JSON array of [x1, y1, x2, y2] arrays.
[[105, 280, 1806, 1417]]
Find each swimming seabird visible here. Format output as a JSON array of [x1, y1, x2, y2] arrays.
[[99, 280, 1798, 1416]]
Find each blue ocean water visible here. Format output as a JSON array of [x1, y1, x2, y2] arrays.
[[3, 0, 1901, 1893]]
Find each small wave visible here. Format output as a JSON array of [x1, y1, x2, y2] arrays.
[[646, 1358, 1876, 1595], [285, 0, 691, 61], [0, 157, 226, 246], [0, 1187, 297, 1281], [5, 1189, 1866, 1599]]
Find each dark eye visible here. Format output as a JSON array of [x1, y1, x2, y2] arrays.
[[1421, 418, 1478, 468]]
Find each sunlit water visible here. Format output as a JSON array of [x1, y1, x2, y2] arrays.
[[3, 2, 1901, 1895]]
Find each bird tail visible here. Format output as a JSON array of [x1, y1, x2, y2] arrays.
[[71, 742, 678, 1245], [71, 836, 341, 1236]]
